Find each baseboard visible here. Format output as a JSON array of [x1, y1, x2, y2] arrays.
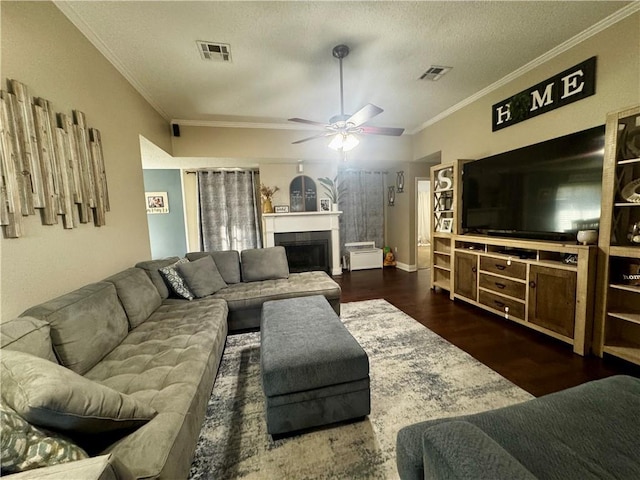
[[396, 262, 417, 272]]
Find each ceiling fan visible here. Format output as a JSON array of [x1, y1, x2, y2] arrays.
[[289, 44, 404, 152]]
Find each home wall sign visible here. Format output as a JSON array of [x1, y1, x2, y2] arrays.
[[0, 79, 110, 238], [289, 175, 317, 212], [492, 57, 596, 132]]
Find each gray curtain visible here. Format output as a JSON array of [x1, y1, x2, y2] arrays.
[[198, 170, 262, 251], [339, 170, 385, 253]]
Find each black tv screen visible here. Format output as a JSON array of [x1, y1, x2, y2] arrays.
[[462, 125, 605, 241]]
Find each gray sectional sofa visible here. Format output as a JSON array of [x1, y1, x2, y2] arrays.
[[0, 246, 341, 479], [396, 375, 640, 480]]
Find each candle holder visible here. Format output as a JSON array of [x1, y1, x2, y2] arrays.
[[396, 171, 405, 193], [388, 186, 396, 206]]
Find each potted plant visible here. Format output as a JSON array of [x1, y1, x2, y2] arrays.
[[318, 176, 346, 211], [259, 184, 279, 213]]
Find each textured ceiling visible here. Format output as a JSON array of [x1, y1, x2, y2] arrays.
[[57, 1, 632, 133]]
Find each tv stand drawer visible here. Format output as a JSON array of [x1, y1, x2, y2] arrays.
[[479, 290, 525, 321], [480, 256, 526, 280], [479, 273, 526, 300]]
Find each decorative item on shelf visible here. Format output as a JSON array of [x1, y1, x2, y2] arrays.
[[620, 262, 640, 286], [317, 176, 345, 210], [435, 168, 453, 191], [396, 171, 405, 193], [387, 186, 395, 206], [274, 205, 289, 213], [621, 178, 640, 203], [576, 229, 598, 245], [628, 222, 640, 244], [623, 125, 640, 159], [439, 218, 453, 233], [319, 198, 331, 212], [260, 183, 279, 213]]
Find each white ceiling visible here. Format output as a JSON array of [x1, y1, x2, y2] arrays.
[[57, 1, 633, 134]]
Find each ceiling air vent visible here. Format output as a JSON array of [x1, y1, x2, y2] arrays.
[[419, 65, 452, 81], [197, 41, 232, 62]]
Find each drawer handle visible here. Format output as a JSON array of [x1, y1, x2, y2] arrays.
[[495, 264, 506, 270], [472, 266, 477, 273], [495, 282, 506, 289], [494, 300, 505, 308], [529, 281, 536, 289]]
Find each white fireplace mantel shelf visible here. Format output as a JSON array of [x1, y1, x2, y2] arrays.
[[262, 211, 342, 275]]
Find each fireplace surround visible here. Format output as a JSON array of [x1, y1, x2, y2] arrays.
[[262, 212, 342, 275]]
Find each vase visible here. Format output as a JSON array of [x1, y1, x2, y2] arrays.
[[332, 203, 339, 212], [262, 198, 273, 213]]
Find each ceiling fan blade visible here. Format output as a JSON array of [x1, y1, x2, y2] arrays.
[[360, 125, 405, 136], [291, 132, 334, 144], [346, 104, 383, 127], [288, 117, 329, 127]]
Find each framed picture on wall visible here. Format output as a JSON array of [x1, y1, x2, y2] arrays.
[[439, 218, 453, 233], [146, 192, 169, 214]]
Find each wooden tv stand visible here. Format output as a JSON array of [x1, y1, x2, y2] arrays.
[[448, 235, 597, 356]]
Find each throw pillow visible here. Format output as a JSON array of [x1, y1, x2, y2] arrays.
[[241, 246, 290, 282], [103, 268, 162, 329], [135, 257, 180, 300], [177, 256, 227, 298], [159, 258, 194, 300], [1, 350, 157, 434], [1, 401, 88, 474]]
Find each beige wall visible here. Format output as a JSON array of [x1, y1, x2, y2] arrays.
[[1, 1, 171, 320], [412, 13, 640, 164], [385, 162, 430, 267], [172, 124, 413, 167]]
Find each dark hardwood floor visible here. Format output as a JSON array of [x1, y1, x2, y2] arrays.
[[336, 267, 640, 397]]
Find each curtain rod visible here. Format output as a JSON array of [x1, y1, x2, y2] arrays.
[[185, 168, 259, 174]]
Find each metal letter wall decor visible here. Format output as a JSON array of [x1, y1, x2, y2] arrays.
[[0, 79, 110, 238]]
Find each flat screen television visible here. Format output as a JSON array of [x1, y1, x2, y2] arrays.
[[461, 125, 605, 242]]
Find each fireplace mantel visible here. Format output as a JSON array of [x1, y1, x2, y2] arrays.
[[262, 212, 342, 275]]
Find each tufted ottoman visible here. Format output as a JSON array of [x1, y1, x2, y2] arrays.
[[260, 295, 370, 435]]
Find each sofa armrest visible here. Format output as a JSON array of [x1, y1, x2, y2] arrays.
[[421, 421, 536, 480], [4, 455, 133, 480]]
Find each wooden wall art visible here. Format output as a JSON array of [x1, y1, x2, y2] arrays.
[[0, 79, 110, 238]]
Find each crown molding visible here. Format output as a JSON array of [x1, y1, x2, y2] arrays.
[[53, 1, 170, 121], [170, 118, 311, 130], [409, 2, 640, 135]]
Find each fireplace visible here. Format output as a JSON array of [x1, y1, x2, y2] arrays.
[[262, 211, 342, 276], [275, 231, 331, 274]]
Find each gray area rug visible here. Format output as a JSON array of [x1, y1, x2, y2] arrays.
[[189, 299, 533, 479]]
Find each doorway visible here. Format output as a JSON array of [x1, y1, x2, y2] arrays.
[[417, 179, 431, 269]]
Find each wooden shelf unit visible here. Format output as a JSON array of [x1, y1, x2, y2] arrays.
[[452, 235, 597, 355], [429, 160, 468, 295], [594, 104, 640, 366]]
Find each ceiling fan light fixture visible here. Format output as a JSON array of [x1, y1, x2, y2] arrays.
[[328, 133, 359, 152]]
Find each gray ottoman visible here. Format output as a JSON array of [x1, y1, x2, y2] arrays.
[[260, 295, 370, 435]]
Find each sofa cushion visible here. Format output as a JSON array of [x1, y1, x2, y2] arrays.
[[0, 401, 88, 474], [84, 297, 228, 479], [159, 258, 194, 300], [213, 271, 341, 311], [186, 250, 241, 284], [241, 246, 289, 282], [0, 317, 58, 363], [1, 350, 156, 434], [135, 257, 180, 300], [103, 268, 162, 329], [21, 282, 129, 375], [177, 256, 227, 298]]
